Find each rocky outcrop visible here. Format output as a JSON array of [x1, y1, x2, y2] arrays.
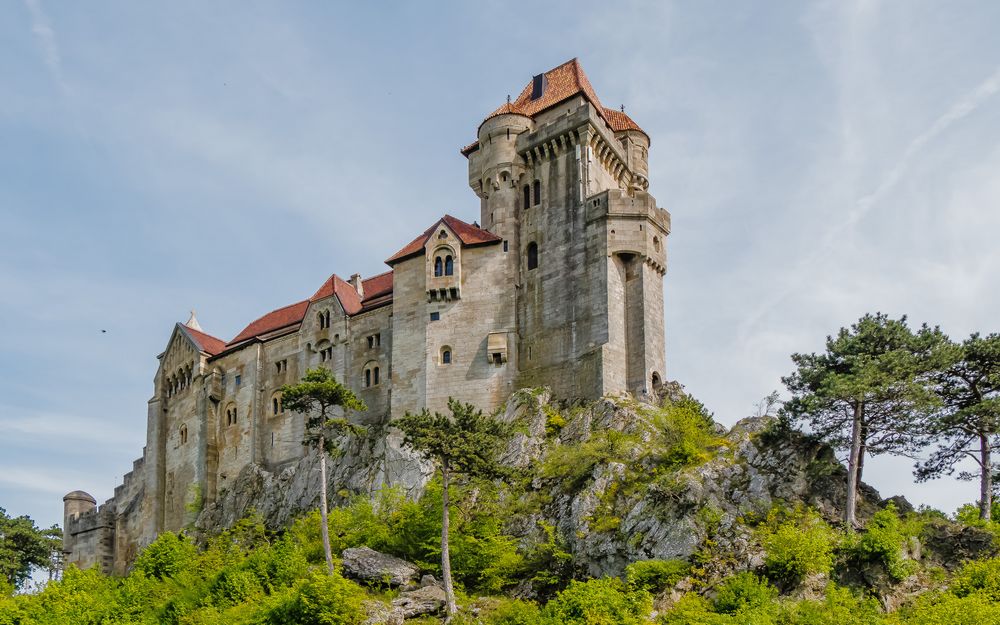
[[341, 547, 420, 588], [196, 424, 432, 532]]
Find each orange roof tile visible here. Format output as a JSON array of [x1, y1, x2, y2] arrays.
[[181, 324, 226, 356], [385, 215, 502, 265], [361, 271, 393, 302], [227, 300, 310, 346], [310, 274, 362, 315], [462, 58, 647, 154], [603, 107, 646, 135]]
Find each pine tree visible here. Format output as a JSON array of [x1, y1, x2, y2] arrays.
[[782, 313, 945, 526], [279, 367, 366, 575], [916, 333, 1000, 521], [395, 398, 513, 619]]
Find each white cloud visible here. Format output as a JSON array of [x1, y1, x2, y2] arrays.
[[22, 0, 68, 93]]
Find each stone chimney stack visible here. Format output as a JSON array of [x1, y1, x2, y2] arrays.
[[350, 273, 364, 299]]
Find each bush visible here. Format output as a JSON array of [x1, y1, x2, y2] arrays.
[[651, 397, 722, 469], [134, 531, 198, 580], [759, 507, 837, 585], [656, 594, 732, 625], [951, 557, 1000, 601], [712, 572, 777, 615], [268, 571, 366, 625], [845, 505, 914, 581], [625, 559, 690, 594], [463, 598, 543, 625], [897, 592, 1000, 625], [542, 577, 651, 625]]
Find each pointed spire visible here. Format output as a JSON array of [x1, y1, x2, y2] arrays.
[[184, 310, 203, 332]]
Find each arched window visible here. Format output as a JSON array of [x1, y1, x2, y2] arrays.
[[444, 256, 454, 276], [441, 346, 452, 365], [434, 257, 443, 277], [523, 184, 531, 209], [373, 366, 380, 385], [365, 369, 372, 388], [533, 180, 541, 205], [651, 372, 663, 393], [527, 242, 539, 271], [180, 425, 188, 445], [271, 393, 283, 416], [225, 403, 237, 426]]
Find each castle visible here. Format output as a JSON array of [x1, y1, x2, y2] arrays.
[[62, 59, 672, 574]]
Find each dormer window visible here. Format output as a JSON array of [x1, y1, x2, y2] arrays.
[[530, 73, 547, 100], [318, 310, 331, 329]]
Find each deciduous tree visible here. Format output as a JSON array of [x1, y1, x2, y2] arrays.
[[280, 367, 366, 575], [0, 508, 61, 592], [395, 398, 513, 619], [916, 333, 1000, 521], [782, 313, 946, 526]]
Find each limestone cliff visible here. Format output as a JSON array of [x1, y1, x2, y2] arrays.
[[196, 385, 890, 584]]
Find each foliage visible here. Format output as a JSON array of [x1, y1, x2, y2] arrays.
[[914, 333, 1000, 521], [0, 508, 61, 591], [279, 367, 367, 456], [267, 571, 367, 625], [757, 507, 838, 585], [712, 572, 778, 615], [540, 577, 651, 625], [782, 313, 948, 524], [951, 557, 1000, 601], [649, 396, 722, 469], [134, 531, 198, 580], [625, 559, 690, 594], [843, 505, 915, 581]]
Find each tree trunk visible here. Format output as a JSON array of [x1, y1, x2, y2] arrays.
[[846, 402, 864, 528], [319, 435, 334, 576], [441, 464, 457, 619], [981, 435, 993, 522], [856, 423, 867, 486]]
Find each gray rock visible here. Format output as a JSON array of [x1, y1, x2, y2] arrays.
[[391, 584, 447, 619], [342, 546, 420, 587]]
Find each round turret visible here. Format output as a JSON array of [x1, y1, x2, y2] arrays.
[[63, 490, 97, 526]]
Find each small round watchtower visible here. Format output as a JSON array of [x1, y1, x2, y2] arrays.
[[63, 490, 97, 529]]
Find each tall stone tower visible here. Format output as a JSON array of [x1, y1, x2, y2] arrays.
[[464, 58, 671, 399]]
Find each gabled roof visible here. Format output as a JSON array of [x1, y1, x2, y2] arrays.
[[180, 324, 226, 356], [227, 300, 311, 347], [224, 269, 397, 349], [385, 214, 502, 265], [310, 274, 362, 315], [462, 58, 647, 156]]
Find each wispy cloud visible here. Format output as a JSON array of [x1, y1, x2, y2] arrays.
[[0, 410, 137, 447], [22, 0, 69, 93], [741, 64, 1000, 335]]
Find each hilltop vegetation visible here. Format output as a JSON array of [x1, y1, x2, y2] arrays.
[[3, 388, 1000, 624]]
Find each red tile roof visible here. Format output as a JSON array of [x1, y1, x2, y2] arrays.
[[462, 58, 647, 155], [385, 214, 502, 265], [227, 300, 310, 346], [225, 269, 397, 348], [361, 271, 393, 302], [181, 324, 226, 356], [603, 107, 645, 134], [310, 274, 362, 315]]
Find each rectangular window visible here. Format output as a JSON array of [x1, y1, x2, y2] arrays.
[[366, 333, 381, 349], [430, 312, 440, 321], [503, 240, 508, 252], [235, 374, 242, 386]]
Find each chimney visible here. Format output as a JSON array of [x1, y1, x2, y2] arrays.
[[350, 273, 364, 298]]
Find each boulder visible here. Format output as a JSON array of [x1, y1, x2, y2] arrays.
[[390, 584, 447, 619], [341, 546, 420, 588]]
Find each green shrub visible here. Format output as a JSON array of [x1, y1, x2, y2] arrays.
[[896, 592, 1000, 625], [712, 572, 777, 615], [783, 584, 884, 625], [541, 577, 651, 625], [651, 397, 722, 469], [759, 507, 837, 584], [845, 505, 915, 581], [134, 531, 198, 580], [469, 598, 544, 625], [951, 557, 1000, 601], [656, 594, 732, 625], [520, 522, 573, 598], [625, 559, 690, 594], [267, 571, 366, 625]]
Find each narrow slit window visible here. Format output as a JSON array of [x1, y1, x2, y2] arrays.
[[523, 184, 530, 209], [533, 180, 541, 205]]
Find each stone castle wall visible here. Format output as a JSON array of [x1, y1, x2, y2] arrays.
[[62, 64, 672, 575]]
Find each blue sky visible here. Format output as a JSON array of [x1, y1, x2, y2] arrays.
[[2, 1, 1000, 530]]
